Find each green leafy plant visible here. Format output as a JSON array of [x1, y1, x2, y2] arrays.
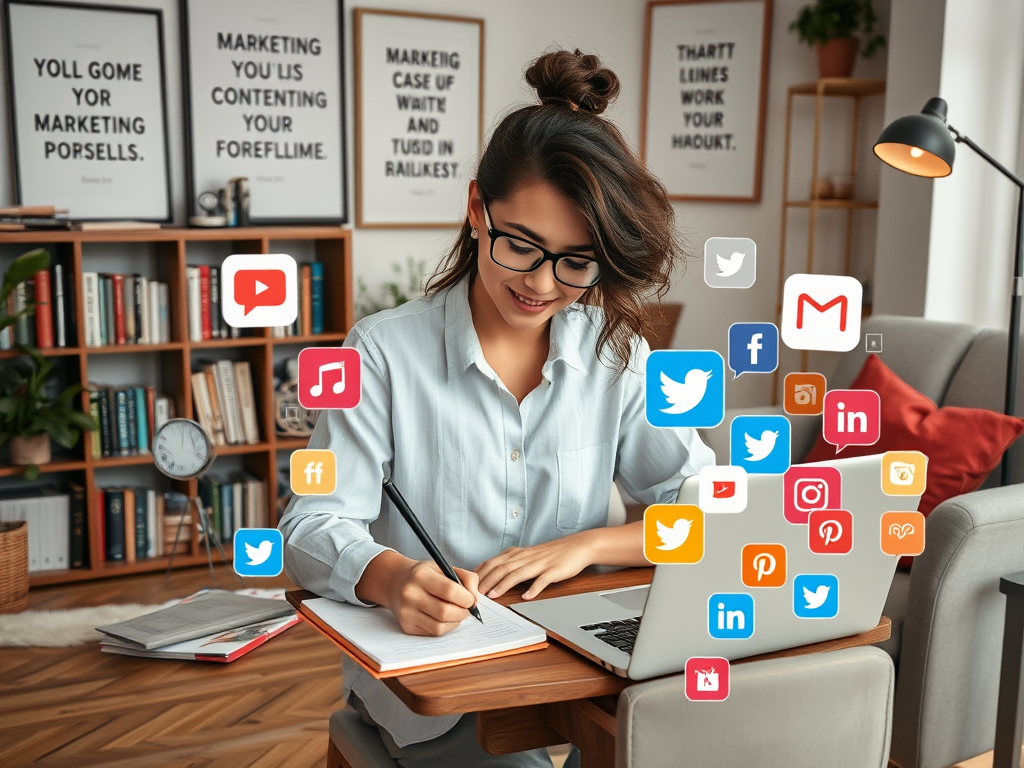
[[355, 256, 428, 319], [0, 249, 98, 479], [790, 0, 886, 58]]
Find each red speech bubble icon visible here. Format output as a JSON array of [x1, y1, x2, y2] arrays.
[[822, 389, 880, 453], [235, 269, 286, 315]]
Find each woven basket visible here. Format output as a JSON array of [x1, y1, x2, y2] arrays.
[[0, 521, 29, 614]]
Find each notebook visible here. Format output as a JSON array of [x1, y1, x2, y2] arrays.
[[296, 593, 547, 678]]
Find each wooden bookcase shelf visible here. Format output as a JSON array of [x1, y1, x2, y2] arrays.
[[0, 226, 352, 586]]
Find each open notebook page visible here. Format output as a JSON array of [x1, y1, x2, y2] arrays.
[[303, 594, 546, 672]]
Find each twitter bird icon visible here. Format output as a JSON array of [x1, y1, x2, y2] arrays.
[[655, 517, 692, 550], [730, 415, 791, 474], [646, 350, 725, 428], [793, 574, 839, 618], [234, 528, 284, 577], [716, 252, 745, 277], [704, 237, 756, 288]]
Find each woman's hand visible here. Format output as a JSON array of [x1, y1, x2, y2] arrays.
[[475, 530, 597, 600], [386, 558, 481, 637]]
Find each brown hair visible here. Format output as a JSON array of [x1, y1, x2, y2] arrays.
[[425, 48, 686, 375]]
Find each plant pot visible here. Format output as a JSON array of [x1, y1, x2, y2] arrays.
[[9, 434, 50, 466], [816, 37, 860, 79]]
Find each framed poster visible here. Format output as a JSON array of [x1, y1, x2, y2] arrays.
[[354, 9, 483, 228], [641, 0, 772, 202], [3, 0, 172, 221], [181, 0, 347, 224]]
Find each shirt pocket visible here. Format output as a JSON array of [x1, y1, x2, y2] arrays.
[[556, 442, 613, 533]]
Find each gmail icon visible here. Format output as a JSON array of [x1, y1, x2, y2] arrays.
[[781, 274, 863, 352]]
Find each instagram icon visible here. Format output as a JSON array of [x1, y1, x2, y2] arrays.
[[783, 466, 843, 525]]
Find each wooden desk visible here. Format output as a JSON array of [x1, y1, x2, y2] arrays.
[[289, 567, 890, 768]]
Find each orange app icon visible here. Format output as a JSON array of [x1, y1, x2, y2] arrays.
[[741, 543, 787, 587], [290, 449, 337, 495], [882, 451, 928, 496], [880, 511, 925, 557], [784, 372, 827, 416], [644, 504, 704, 564]]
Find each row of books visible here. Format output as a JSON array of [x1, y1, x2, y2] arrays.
[[0, 205, 71, 231], [0, 259, 76, 350], [191, 360, 260, 446], [100, 487, 192, 563], [0, 486, 76, 572], [185, 262, 325, 342], [82, 273, 172, 347], [198, 472, 270, 543], [88, 385, 174, 459]]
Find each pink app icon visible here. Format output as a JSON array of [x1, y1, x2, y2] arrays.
[[783, 466, 842, 525], [685, 656, 730, 702], [298, 347, 362, 410], [822, 389, 880, 453]]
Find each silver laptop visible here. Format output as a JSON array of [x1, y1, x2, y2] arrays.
[[511, 454, 920, 680]]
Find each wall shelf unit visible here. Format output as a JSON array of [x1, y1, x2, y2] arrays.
[[0, 226, 352, 587]]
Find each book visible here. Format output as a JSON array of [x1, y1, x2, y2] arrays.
[[82, 272, 100, 347], [234, 361, 260, 444], [0, 205, 67, 217], [96, 589, 296, 650], [135, 387, 149, 452], [102, 276, 115, 347], [131, 489, 147, 561], [14, 280, 30, 345], [311, 262, 324, 334], [199, 265, 211, 341], [215, 360, 243, 445], [123, 488, 136, 563], [145, 387, 156, 445], [97, 387, 113, 457], [0, 487, 69, 573], [112, 274, 127, 345], [191, 372, 215, 439], [148, 281, 160, 345], [155, 395, 171, 432], [209, 267, 222, 339], [187, 267, 201, 342], [158, 282, 170, 343], [104, 489, 125, 562], [146, 489, 157, 558], [301, 263, 312, 336], [100, 610, 300, 663], [33, 269, 53, 349], [201, 364, 227, 445], [53, 263, 66, 347], [125, 387, 138, 453], [297, 594, 547, 678], [76, 221, 162, 231], [88, 389, 101, 459], [69, 482, 87, 569]]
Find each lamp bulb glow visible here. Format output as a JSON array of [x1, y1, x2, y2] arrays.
[[909, 147, 925, 158]]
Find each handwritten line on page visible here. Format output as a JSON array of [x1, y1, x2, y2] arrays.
[[303, 594, 546, 672]]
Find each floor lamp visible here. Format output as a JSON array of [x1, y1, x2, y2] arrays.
[[873, 97, 1023, 488]]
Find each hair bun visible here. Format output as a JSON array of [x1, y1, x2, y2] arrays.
[[525, 49, 620, 116]]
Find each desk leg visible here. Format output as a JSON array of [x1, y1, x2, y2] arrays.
[[542, 699, 617, 768]]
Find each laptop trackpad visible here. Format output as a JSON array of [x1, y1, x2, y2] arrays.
[[600, 586, 649, 612]]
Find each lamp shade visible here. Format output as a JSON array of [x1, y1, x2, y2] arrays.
[[873, 97, 956, 178]]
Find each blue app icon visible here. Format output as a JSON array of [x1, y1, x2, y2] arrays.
[[729, 414, 791, 475], [233, 528, 284, 577], [646, 350, 725, 428], [708, 592, 755, 639], [793, 574, 839, 619], [728, 322, 779, 378]]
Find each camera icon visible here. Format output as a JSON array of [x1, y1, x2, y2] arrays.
[[794, 478, 828, 512]]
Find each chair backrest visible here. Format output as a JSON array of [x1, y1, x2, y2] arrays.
[[616, 646, 894, 768], [890, 484, 1024, 768]]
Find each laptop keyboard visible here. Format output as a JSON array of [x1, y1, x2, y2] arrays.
[[580, 617, 641, 655]]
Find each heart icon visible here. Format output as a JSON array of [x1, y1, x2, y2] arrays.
[[889, 523, 914, 540]]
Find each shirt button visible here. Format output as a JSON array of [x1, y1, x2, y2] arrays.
[[512, 509, 520, 517], [510, 449, 520, 462]]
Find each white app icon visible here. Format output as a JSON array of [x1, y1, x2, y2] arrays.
[[656, 518, 692, 550], [221, 253, 298, 328], [696, 668, 719, 691], [781, 274, 863, 352], [716, 252, 745, 277], [660, 369, 712, 414], [245, 539, 274, 566], [698, 465, 748, 514], [744, 430, 778, 461], [889, 462, 915, 485], [803, 585, 830, 610]]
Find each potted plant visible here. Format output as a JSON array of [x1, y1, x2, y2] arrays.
[[790, 0, 886, 79], [355, 256, 428, 319], [0, 249, 97, 478]]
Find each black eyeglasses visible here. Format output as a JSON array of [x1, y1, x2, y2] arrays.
[[480, 199, 601, 289]]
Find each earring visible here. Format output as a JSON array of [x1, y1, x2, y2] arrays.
[[470, 228, 478, 239]]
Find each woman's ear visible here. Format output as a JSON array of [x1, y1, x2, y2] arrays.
[[466, 179, 484, 233]]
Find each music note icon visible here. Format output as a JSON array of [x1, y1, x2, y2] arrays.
[[298, 347, 362, 410], [309, 362, 344, 398]]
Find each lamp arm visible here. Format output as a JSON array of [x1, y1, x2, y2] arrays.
[[948, 124, 1024, 189]]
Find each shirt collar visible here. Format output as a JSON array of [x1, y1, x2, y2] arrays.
[[444, 275, 590, 382]]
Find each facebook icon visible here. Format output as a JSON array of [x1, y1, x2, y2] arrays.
[[728, 322, 779, 378]]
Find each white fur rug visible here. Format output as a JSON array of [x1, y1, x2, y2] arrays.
[[0, 588, 286, 647]]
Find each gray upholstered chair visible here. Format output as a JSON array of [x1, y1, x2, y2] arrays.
[[327, 708, 399, 768], [616, 646, 896, 768]]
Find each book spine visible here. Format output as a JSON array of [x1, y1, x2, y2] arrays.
[[83, 273, 99, 347], [104, 490, 125, 562], [62, 261, 76, 347], [203, 366, 227, 445], [234, 361, 260, 444], [145, 387, 156, 445], [115, 389, 130, 456], [88, 389, 101, 460], [98, 388, 112, 458], [146, 489, 157, 558], [216, 360, 243, 445], [301, 263, 312, 336], [199, 265, 211, 341], [191, 372, 215, 440], [148, 281, 159, 345], [69, 483, 87, 569], [14, 281, 29, 345], [158, 283, 170, 343], [155, 396, 170, 431], [209, 267, 222, 339], [135, 387, 148, 452], [187, 268, 201, 342], [123, 489, 136, 563], [311, 262, 324, 334], [125, 387, 138, 453], [133, 489, 146, 559], [124, 275, 136, 343], [134, 275, 146, 345], [53, 264, 66, 347], [102, 276, 115, 346], [112, 274, 126, 346], [33, 269, 53, 349]]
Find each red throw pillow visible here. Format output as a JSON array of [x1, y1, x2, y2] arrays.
[[804, 355, 1024, 551]]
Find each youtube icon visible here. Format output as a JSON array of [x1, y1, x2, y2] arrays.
[[698, 465, 747, 514], [221, 253, 297, 328]]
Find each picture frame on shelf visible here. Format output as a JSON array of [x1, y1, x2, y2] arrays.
[[180, 0, 348, 224], [640, 0, 772, 202], [2, 0, 173, 221], [354, 8, 483, 228]]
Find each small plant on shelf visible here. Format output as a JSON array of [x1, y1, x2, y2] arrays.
[[355, 256, 428, 320], [790, 0, 886, 79], [0, 249, 97, 478]]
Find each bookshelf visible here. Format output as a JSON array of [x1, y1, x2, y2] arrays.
[[0, 226, 352, 586]]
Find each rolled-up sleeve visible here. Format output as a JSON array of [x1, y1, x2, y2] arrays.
[[278, 326, 396, 607], [614, 337, 716, 505]]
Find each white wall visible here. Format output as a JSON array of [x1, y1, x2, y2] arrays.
[[0, 0, 893, 408]]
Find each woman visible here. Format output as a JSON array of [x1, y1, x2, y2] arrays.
[[280, 48, 715, 767]]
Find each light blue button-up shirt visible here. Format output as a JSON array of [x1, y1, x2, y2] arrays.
[[279, 274, 714, 747]]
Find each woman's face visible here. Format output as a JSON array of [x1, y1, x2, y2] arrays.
[[467, 179, 593, 332]]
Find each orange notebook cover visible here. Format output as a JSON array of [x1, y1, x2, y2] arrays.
[[287, 591, 548, 679]]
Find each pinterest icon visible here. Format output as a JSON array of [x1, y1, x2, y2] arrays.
[[808, 509, 853, 554]]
